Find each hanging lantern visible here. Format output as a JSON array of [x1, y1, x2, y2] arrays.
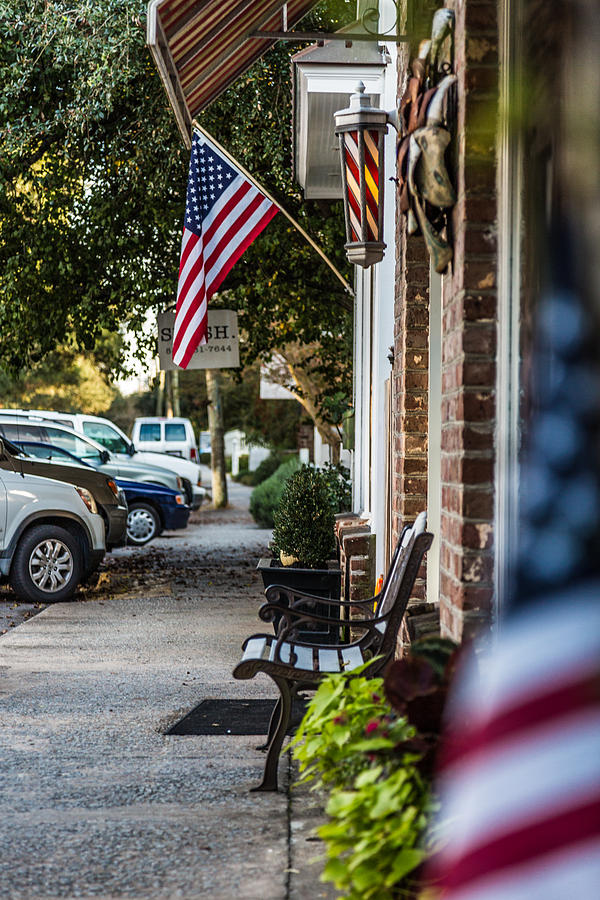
[[334, 81, 389, 268]]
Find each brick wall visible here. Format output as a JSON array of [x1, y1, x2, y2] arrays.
[[439, 0, 499, 641], [391, 0, 499, 644]]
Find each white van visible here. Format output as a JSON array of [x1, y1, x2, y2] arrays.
[[131, 417, 198, 462]]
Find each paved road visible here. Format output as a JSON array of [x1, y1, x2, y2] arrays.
[[0, 478, 332, 899]]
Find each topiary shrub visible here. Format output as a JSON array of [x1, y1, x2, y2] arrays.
[[249, 456, 300, 528], [272, 465, 336, 568]]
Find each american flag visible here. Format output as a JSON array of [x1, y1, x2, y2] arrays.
[[428, 277, 600, 899], [173, 131, 278, 368]]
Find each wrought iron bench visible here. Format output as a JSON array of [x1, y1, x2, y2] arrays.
[[233, 511, 433, 791]]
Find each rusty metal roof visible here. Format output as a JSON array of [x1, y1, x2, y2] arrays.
[[147, 0, 320, 146]]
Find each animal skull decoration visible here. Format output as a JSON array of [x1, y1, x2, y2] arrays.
[[397, 9, 457, 273]]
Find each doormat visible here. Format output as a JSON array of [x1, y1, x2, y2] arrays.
[[166, 697, 308, 736]]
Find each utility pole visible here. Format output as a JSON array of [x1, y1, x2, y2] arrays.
[[171, 368, 181, 417], [165, 370, 174, 417], [155, 369, 165, 416], [205, 369, 228, 508]]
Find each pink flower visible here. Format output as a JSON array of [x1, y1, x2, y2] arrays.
[[365, 719, 380, 734]]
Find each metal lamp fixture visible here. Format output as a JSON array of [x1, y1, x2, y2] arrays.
[[334, 82, 390, 268]]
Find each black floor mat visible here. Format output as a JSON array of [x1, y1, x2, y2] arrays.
[[166, 697, 308, 736]]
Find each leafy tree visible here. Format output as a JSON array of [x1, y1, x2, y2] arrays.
[[0, 345, 116, 413], [0, 0, 354, 438]]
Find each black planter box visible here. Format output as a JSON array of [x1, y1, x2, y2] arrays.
[[257, 558, 342, 645]]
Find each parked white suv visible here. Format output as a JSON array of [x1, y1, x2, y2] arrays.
[[0, 410, 205, 508], [131, 417, 198, 461], [0, 444, 105, 603]]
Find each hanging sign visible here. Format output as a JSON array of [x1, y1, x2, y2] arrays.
[[157, 309, 240, 370]]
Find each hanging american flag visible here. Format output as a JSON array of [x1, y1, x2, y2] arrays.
[[428, 270, 600, 899], [173, 131, 278, 369]]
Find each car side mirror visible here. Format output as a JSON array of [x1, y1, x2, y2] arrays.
[[100, 449, 110, 464], [128, 443, 136, 456]]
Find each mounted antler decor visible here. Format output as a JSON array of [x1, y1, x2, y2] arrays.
[[397, 8, 457, 273]]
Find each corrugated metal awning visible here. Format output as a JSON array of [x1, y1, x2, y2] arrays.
[[147, 0, 320, 147]]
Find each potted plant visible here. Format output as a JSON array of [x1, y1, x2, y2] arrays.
[[257, 465, 343, 643]]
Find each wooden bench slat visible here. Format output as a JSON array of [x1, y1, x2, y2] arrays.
[[341, 646, 365, 670], [318, 648, 342, 672]]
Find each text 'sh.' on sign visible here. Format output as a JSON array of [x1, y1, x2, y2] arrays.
[[158, 310, 240, 370]]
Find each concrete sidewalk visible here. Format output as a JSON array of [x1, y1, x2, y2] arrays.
[[0, 481, 333, 899]]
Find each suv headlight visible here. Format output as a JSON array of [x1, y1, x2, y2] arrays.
[[75, 486, 98, 515], [175, 494, 185, 505], [176, 476, 183, 491]]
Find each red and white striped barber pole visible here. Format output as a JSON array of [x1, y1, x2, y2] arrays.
[[335, 82, 388, 268]]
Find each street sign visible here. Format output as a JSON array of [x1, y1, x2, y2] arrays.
[[157, 309, 240, 370]]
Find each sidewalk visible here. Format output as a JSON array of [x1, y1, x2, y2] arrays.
[[0, 479, 334, 900]]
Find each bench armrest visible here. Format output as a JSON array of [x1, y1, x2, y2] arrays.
[[264, 583, 379, 611], [259, 599, 381, 631]]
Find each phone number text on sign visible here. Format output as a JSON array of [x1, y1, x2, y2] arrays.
[[157, 310, 240, 370]]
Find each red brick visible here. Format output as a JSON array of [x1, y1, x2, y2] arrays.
[[405, 331, 429, 350], [466, 3, 498, 33], [464, 260, 496, 291], [462, 456, 494, 484], [463, 325, 496, 356], [464, 195, 497, 224], [465, 36, 498, 66], [466, 65, 499, 95], [463, 521, 495, 550], [405, 306, 429, 328], [463, 389, 495, 421], [403, 371, 429, 392], [463, 296, 497, 325], [463, 487, 494, 519], [463, 360, 496, 386]]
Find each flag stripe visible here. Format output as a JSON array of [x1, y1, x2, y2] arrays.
[[439, 668, 600, 772], [441, 796, 600, 890]]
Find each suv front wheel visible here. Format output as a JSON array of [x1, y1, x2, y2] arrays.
[[10, 524, 84, 603]]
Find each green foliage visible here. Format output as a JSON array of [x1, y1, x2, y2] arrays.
[[0, 0, 353, 431], [292, 665, 433, 900], [292, 663, 415, 790], [174, 365, 303, 451], [0, 344, 117, 413], [236, 450, 288, 487], [249, 456, 300, 528], [321, 461, 352, 514], [271, 465, 336, 567]]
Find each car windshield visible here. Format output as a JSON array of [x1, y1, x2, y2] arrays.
[[82, 421, 129, 454], [43, 427, 106, 464]]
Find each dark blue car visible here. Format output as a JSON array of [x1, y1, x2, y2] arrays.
[[115, 478, 190, 545], [14, 442, 190, 546]]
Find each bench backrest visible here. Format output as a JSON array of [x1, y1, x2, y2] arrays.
[[368, 512, 432, 661], [377, 511, 427, 619]]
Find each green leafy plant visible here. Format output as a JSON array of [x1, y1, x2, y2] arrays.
[[271, 465, 335, 567], [321, 461, 352, 514], [292, 661, 415, 789], [291, 641, 458, 899], [249, 456, 300, 528]]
